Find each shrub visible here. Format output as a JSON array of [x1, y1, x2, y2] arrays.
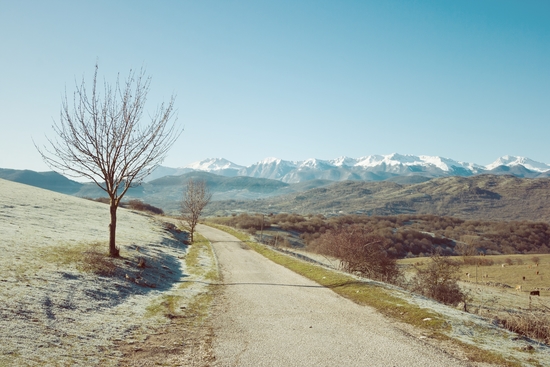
[[462, 257, 494, 266], [86, 197, 110, 204], [80, 243, 117, 276], [311, 225, 401, 284], [211, 213, 270, 231], [410, 253, 466, 306], [124, 199, 164, 215], [497, 311, 550, 345]]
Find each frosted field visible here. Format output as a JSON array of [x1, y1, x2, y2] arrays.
[[0, 179, 209, 366]]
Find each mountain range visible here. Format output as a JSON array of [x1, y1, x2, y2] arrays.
[[3, 153, 550, 220], [147, 154, 550, 183]]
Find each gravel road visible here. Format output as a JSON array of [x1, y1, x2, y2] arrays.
[[197, 224, 470, 367]]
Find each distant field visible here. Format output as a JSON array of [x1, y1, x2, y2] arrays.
[[398, 254, 550, 320], [399, 254, 550, 291]]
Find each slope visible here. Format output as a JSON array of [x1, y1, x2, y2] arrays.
[[206, 175, 550, 222]]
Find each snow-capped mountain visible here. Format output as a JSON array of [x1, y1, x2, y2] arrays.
[[185, 158, 244, 174], [144, 158, 244, 182], [352, 153, 484, 176], [238, 158, 297, 180], [329, 156, 359, 167], [485, 156, 550, 173], [149, 154, 550, 183]]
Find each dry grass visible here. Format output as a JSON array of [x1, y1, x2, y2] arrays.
[[41, 241, 118, 276], [498, 311, 550, 345], [400, 254, 550, 348], [456, 254, 550, 292]]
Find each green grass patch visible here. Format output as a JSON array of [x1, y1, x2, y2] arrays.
[[180, 230, 219, 282], [185, 287, 218, 325]]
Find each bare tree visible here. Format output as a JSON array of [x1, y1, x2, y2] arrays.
[[36, 64, 181, 257], [181, 179, 212, 243]]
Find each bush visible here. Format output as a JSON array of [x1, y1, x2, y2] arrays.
[[80, 242, 117, 276], [462, 257, 494, 266], [124, 199, 164, 215], [86, 197, 110, 204], [210, 213, 270, 231], [410, 253, 466, 306], [85, 197, 164, 215], [311, 225, 401, 284], [497, 311, 550, 345]]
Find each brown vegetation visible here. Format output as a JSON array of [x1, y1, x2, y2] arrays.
[[86, 197, 165, 215], [125, 199, 165, 215], [309, 225, 401, 284], [409, 253, 466, 306], [213, 213, 270, 233], [211, 213, 550, 258], [497, 311, 550, 345]]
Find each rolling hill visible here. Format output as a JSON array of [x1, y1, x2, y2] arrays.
[[205, 174, 550, 222], [0, 168, 82, 194], [3, 167, 550, 223]]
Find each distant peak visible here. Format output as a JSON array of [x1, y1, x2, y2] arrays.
[[185, 158, 243, 171], [260, 157, 282, 164], [330, 156, 357, 167], [486, 156, 550, 172]]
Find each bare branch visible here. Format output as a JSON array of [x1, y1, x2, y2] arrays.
[[36, 63, 182, 256], [181, 179, 212, 243]]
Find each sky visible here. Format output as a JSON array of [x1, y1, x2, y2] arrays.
[[1, 0, 549, 173]]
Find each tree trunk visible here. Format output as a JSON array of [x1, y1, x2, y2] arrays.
[[109, 202, 119, 257]]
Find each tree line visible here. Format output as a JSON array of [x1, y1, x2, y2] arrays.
[[211, 213, 550, 257]]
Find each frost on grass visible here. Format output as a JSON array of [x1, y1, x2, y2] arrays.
[[0, 179, 210, 366]]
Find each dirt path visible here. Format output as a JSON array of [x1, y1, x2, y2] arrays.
[[197, 224, 469, 367]]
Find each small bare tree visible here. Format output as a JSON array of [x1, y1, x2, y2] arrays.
[[36, 64, 181, 257], [181, 179, 212, 243]]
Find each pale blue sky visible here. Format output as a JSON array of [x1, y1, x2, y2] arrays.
[[1, 0, 549, 171]]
